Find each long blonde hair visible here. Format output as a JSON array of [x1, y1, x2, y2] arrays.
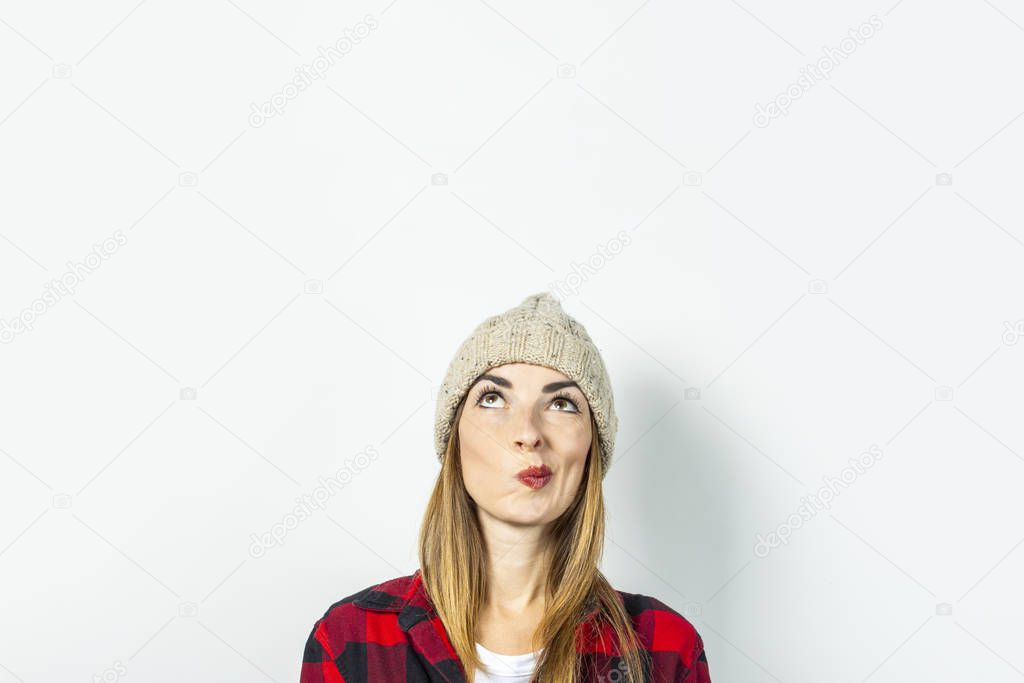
[[417, 397, 651, 682]]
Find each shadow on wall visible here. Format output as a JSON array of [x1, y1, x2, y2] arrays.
[[609, 373, 734, 633]]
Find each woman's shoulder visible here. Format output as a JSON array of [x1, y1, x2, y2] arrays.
[[301, 572, 421, 681], [614, 588, 707, 671], [310, 571, 419, 625], [305, 572, 419, 648]]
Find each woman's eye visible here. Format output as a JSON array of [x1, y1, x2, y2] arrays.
[[479, 392, 505, 408], [552, 398, 579, 413]]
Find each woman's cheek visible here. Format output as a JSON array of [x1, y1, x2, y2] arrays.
[[551, 427, 591, 460]]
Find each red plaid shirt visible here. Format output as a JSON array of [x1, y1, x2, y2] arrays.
[[300, 569, 711, 682]]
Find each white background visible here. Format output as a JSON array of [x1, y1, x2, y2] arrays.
[[2, 1, 1024, 681]]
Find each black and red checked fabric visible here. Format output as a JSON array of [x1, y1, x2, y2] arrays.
[[300, 569, 711, 682]]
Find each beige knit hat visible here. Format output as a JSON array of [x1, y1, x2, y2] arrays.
[[434, 291, 618, 478]]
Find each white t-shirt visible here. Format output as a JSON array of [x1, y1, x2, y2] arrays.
[[474, 641, 542, 682]]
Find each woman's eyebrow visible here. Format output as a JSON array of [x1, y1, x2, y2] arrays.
[[475, 374, 580, 393], [476, 374, 512, 388], [542, 380, 580, 393]]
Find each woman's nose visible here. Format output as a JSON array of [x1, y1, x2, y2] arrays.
[[511, 406, 543, 452]]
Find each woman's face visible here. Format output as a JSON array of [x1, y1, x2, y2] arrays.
[[457, 362, 592, 527]]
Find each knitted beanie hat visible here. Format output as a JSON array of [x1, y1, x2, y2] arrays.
[[434, 291, 618, 478]]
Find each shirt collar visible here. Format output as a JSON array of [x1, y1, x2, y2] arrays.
[[352, 568, 603, 630], [351, 569, 616, 682], [352, 568, 433, 622]]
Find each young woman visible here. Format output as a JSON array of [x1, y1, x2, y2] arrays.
[[301, 292, 711, 682]]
